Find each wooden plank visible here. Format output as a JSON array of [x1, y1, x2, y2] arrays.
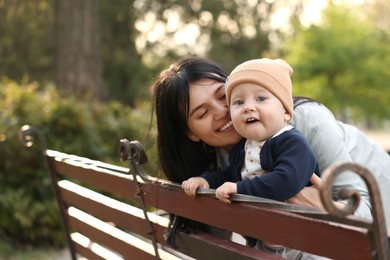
[[175, 231, 282, 260], [66, 207, 182, 260], [71, 233, 117, 260], [46, 149, 130, 174], [49, 157, 138, 199], [140, 182, 373, 259], [58, 180, 168, 244], [68, 210, 153, 259], [72, 243, 106, 260]]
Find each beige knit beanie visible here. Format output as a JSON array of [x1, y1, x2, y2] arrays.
[[225, 58, 294, 117]]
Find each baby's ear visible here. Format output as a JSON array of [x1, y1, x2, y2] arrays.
[[284, 112, 292, 122], [187, 132, 200, 142]]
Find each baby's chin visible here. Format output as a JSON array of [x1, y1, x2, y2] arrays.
[[239, 132, 266, 142], [249, 136, 267, 142]]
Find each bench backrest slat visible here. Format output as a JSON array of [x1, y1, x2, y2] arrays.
[[50, 158, 137, 199], [174, 231, 282, 260], [68, 207, 178, 260], [58, 180, 167, 243], [71, 241, 107, 260]]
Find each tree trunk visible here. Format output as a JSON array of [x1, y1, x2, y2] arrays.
[[55, 0, 104, 99]]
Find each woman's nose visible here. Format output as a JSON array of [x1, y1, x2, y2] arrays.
[[214, 102, 228, 120]]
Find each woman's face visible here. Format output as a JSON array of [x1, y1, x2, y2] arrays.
[[186, 78, 242, 151]]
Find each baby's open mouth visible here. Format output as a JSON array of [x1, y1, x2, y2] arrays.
[[246, 118, 258, 123]]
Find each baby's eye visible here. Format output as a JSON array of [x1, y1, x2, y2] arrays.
[[233, 100, 244, 106], [256, 96, 266, 102]]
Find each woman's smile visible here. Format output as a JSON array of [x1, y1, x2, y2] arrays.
[[219, 120, 233, 132]]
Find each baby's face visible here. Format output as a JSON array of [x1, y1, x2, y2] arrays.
[[229, 83, 290, 141]]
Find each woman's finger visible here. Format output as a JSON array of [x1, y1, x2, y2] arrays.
[[310, 174, 322, 188]]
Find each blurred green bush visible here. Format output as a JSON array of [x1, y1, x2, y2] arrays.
[[0, 78, 157, 247]]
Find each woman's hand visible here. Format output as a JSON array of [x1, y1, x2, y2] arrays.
[[215, 182, 237, 204], [286, 174, 325, 210], [182, 177, 209, 198], [286, 174, 345, 211]]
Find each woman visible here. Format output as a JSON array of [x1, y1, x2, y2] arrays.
[[290, 96, 390, 225], [153, 56, 390, 230], [153, 56, 239, 243]]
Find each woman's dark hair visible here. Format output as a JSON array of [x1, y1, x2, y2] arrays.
[[293, 96, 320, 109], [153, 56, 227, 183]]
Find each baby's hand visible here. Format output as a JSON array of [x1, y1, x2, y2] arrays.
[[215, 182, 237, 203], [182, 177, 209, 198]]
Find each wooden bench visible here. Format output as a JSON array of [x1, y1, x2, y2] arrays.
[[19, 125, 390, 259]]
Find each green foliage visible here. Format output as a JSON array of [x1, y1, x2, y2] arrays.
[[0, 0, 153, 105], [0, 79, 157, 246], [132, 0, 273, 72], [100, 0, 154, 105], [0, 0, 55, 83], [283, 4, 390, 123]]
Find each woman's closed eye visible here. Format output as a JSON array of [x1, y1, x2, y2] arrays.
[[198, 109, 208, 119]]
